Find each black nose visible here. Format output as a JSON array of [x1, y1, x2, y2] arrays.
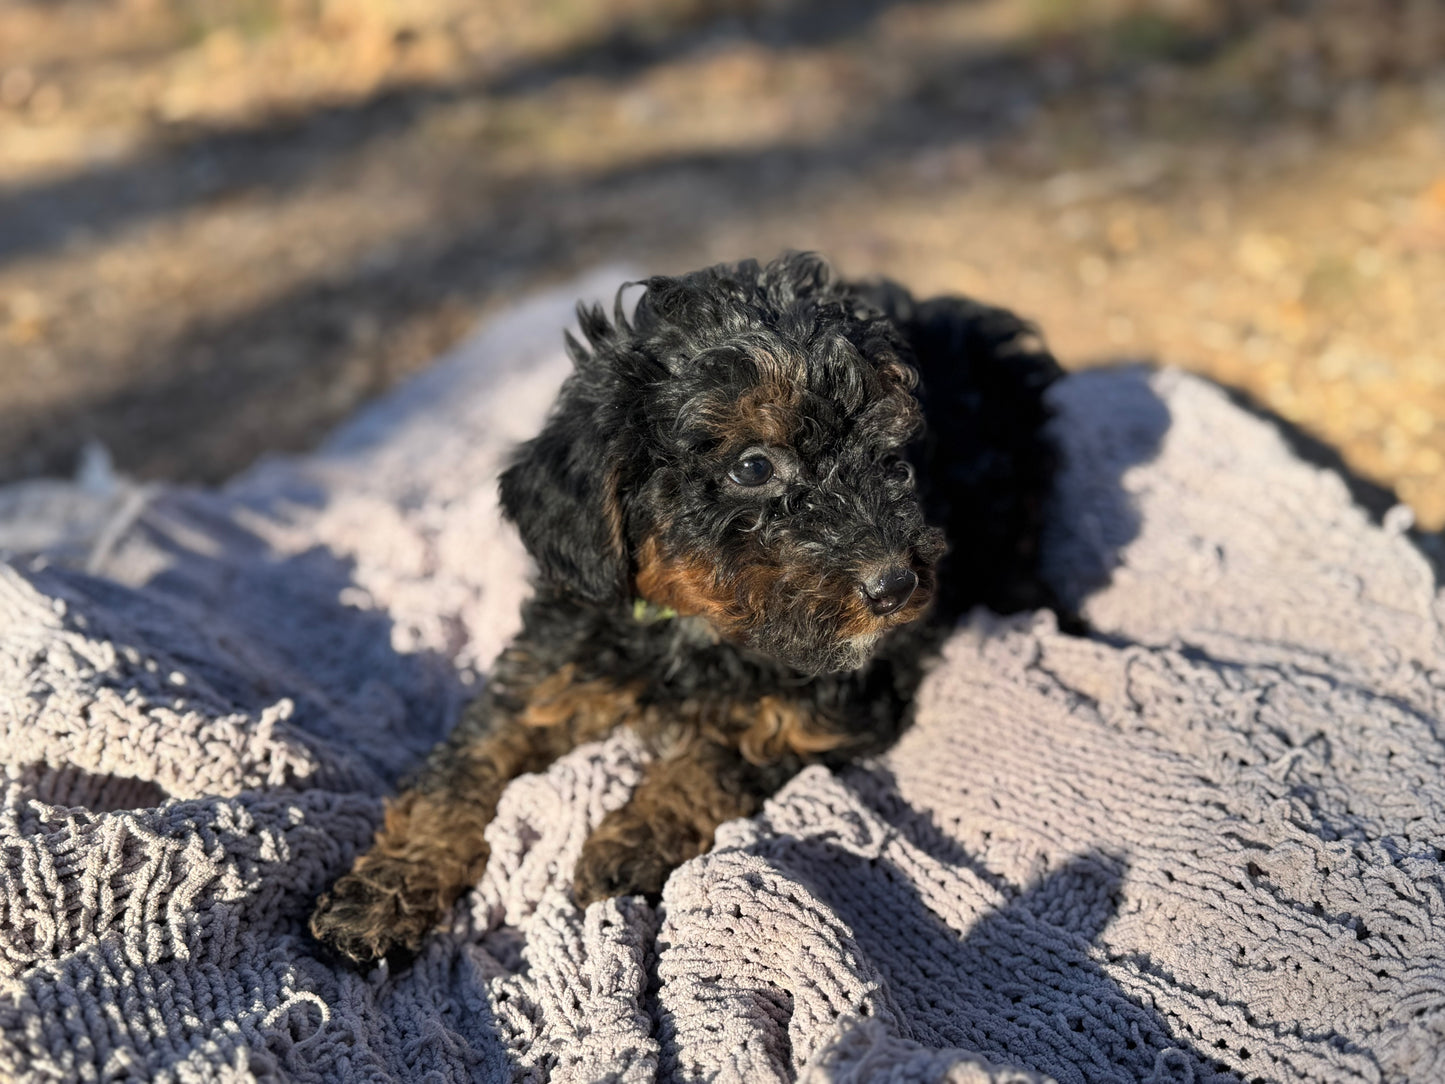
[[862, 567, 918, 616]]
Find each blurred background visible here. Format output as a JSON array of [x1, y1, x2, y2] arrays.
[[1, 0, 1442, 529]]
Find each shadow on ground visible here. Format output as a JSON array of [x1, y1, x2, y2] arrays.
[[0, 0, 1295, 265], [3, 0, 1422, 488]]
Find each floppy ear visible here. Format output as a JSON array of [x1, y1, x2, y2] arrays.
[[499, 330, 631, 605], [499, 391, 630, 605]]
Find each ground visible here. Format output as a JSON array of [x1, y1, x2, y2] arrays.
[[2, 0, 1442, 537]]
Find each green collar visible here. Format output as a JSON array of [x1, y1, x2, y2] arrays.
[[632, 598, 678, 624]]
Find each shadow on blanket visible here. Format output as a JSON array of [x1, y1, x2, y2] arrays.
[[1039, 364, 1173, 615], [780, 840, 1238, 1083], [94, 488, 469, 785], [812, 763, 1240, 1081]]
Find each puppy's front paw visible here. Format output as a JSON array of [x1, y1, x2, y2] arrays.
[[573, 820, 674, 907], [309, 861, 444, 970]]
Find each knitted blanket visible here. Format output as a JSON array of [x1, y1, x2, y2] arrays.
[[2, 269, 1442, 1084]]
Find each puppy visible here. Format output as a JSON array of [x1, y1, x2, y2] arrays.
[[310, 252, 1061, 967]]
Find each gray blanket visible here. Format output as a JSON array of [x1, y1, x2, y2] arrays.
[[2, 269, 1443, 1083]]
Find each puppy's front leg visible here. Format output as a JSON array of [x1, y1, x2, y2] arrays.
[[312, 658, 643, 966], [573, 739, 799, 906], [310, 701, 567, 967]]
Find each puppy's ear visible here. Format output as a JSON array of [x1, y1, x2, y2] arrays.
[[499, 310, 632, 604]]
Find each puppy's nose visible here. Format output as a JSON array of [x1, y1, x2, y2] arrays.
[[862, 567, 918, 616]]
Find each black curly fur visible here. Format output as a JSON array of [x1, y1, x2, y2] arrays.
[[310, 252, 1062, 968]]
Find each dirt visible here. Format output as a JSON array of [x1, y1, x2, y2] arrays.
[[2, 0, 1443, 533]]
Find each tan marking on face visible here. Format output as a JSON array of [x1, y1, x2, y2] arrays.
[[638, 533, 935, 665], [703, 359, 804, 449], [635, 535, 759, 637], [838, 591, 883, 640]]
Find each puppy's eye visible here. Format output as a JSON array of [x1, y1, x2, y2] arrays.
[[728, 455, 775, 487]]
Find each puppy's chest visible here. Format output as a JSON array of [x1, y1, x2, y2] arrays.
[[513, 616, 869, 766]]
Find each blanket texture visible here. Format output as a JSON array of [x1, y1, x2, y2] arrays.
[[2, 269, 1443, 1084]]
